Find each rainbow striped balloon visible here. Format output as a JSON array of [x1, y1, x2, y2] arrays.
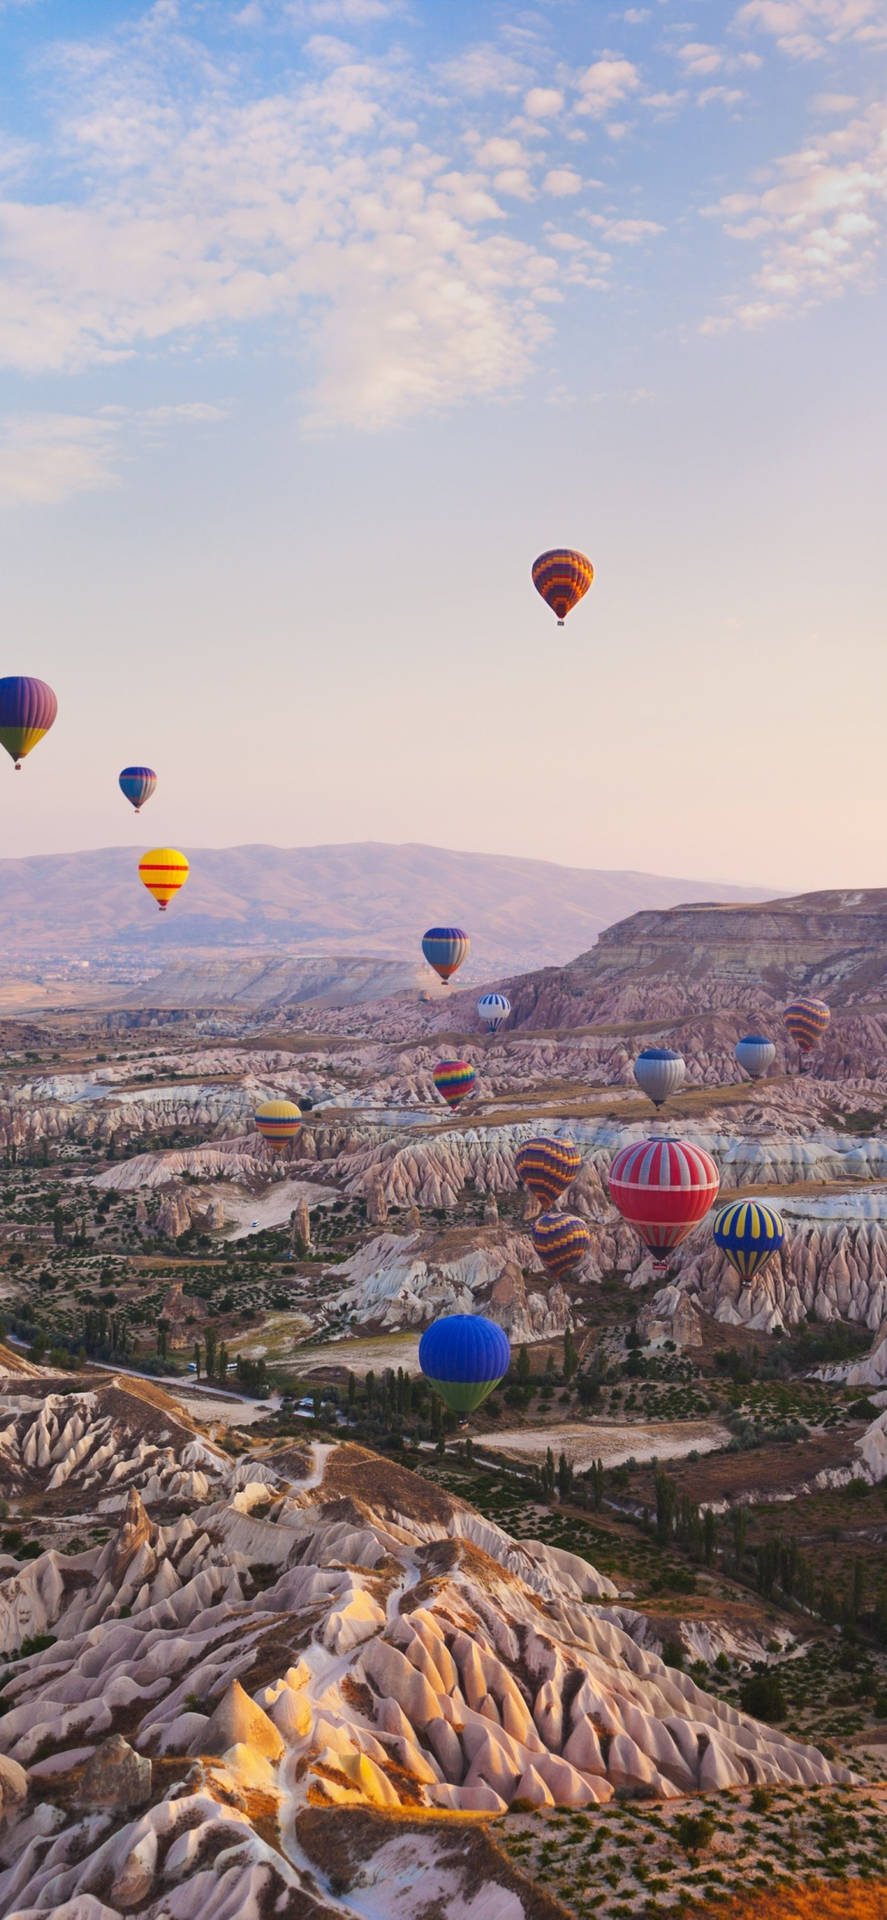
[[432, 1060, 477, 1110], [783, 998, 830, 1053], [0, 676, 57, 770], [255, 1099, 302, 1155], [515, 1135, 582, 1206], [138, 848, 190, 913], [713, 1200, 784, 1282], [531, 548, 594, 625], [532, 1211, 591, 1282]]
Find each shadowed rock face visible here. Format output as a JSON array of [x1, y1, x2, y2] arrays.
[[498, 889, 887, 1032], [0, 1395, 850, 1920]]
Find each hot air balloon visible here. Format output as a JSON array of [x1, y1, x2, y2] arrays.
[[713, 1199, 784, 1283], [432, 1060, 477, 1110], [119, 766, 157, 814], [0, 677, 57, 770], [515, 1135, 582, 1206], [255, 1099, 302, 1155], [531, 549, 594, 626], [477, 992, 511, 1036], [608, 1137, 720, 1272], [138, 848, 190, 913], [633, 1048, 685, 1109], [783, 998, 830, 1054], [735, 1035, 776, 1080], [532, 1211, 591, 1282], [419, 1314, 510, 1414], [422, 927, 469, 984]]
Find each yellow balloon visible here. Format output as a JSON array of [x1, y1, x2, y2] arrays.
[[138, 848, 190, 913], [255, 1099, 302, 1155]]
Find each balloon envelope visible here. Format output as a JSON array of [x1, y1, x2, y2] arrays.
[[422, 927, 469, 983], [633, 1048, 685, 1108], [531, 549, 594, 624], [735, 1035, 776, 1080], [0, 677, 57, 769], [138, 848, 190, 913], [477, 992, 511, 1035], [255, 1099, 302, 1154], [783, 998, 830, 1053], [608, 1138, 720, 1267], [119, 766, 157, 813], [419, 1314, 510, 1413], [515, 1136, 582, 1206], [532, 1211, 591, 1282], [713, 1200, 784, 1282], [433, 1060, 477, 1110]]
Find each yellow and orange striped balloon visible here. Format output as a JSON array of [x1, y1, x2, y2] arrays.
[[138, 848, 190, 913], [255, 1099, 302, 1155]]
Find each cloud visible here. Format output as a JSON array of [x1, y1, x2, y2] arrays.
[[809, 91, 858, 111], [732, 0, 887, 57], [702, 99, 887, 327], [0, 413, 118, 508], [0, 401, 224, 507], [677, 41, 725, 72], [590, 215, 664, 243], [697, 85, 747, 105], [524, 87, 564, 119], [543, 168, 583, 196], [574, 57, 641, 117], [437, 43, 526, 98], [0, 14, 594, 431]]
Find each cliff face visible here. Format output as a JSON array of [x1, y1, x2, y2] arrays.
[[499, 889, 887, 1031]]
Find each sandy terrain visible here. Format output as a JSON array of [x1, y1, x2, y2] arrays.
[[475, 1417, 732, 1471]]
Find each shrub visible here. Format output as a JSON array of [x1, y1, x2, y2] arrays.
[[739, 1669, 786, 1722]]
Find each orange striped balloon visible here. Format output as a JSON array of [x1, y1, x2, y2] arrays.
[[138, 848, 190, 913]]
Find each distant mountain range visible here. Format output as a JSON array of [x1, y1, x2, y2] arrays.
[[0, 841, 778, 974]]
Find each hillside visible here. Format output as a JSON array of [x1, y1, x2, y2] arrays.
[[493, 888, 887, 1031], [0, 841, 774, 972]]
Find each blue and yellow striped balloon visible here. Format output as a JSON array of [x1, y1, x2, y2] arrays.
[[713, 1200, 784, 1283]]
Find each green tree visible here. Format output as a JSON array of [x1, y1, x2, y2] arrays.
[[517, 1345, 531, 1385]]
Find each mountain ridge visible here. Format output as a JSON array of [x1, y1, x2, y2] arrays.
[[0, 839, 779, 972]]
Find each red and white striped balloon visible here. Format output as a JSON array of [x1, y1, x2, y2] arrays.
[[608, 1138, 720, 1268]]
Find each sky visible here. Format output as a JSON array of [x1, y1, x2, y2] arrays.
[[0, 0, 885, 894]]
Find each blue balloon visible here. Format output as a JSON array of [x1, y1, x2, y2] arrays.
[[419, 1314, 510, 1413], [119, 766, 158, 814]]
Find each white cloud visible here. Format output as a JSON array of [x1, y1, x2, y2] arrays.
[[0, 402, 224, 508], [702, 99, 887, 327], [590, 215, 665, 242], [524, 87, 564, 119], [543, 168, 583, 196], [697, 84, 747, 105], [732, 0, 887, 57], [574, 57, 641, 117], [437, 43, 526, 98], [0, 19, 576, 432], [678, 40, 725, 71], [0, 413, 118, 508], [298, 0, 400, 20], [623, 8, 652, 21], [809, 91, 858, 111]]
